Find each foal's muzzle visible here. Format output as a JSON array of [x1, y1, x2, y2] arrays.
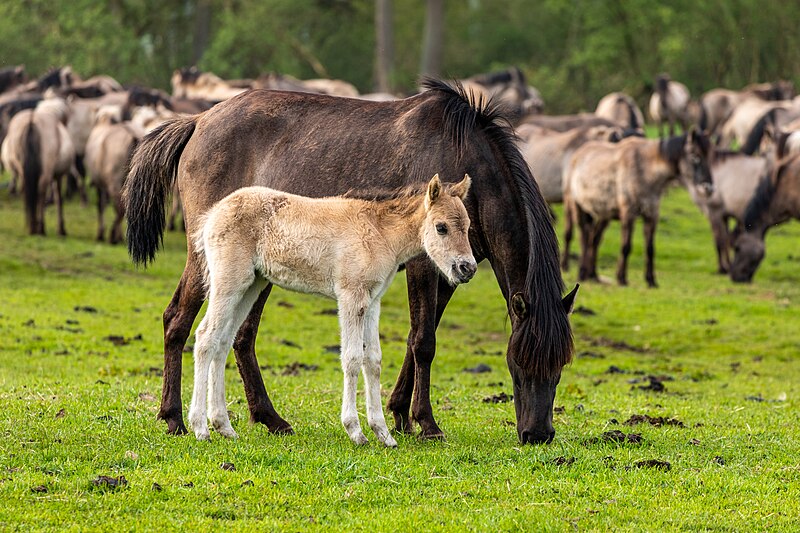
[[453, 259, 477, 283]]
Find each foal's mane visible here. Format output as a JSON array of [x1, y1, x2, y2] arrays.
[[421, 78, 573, 379]]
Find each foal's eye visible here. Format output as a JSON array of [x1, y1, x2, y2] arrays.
[[436, 223, 448, 235]]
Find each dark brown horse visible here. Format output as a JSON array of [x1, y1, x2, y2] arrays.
[[123, 80, 576, 445], [730, 152, 800, 282]]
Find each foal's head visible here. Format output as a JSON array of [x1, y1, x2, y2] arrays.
[[421, 174, 476, 285]]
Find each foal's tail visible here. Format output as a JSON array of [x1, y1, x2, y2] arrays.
[[22, 116, 41, 234], [123, 116, 197, 266]]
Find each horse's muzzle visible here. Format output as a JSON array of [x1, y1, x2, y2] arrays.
[[453, 259, 477, 283], [521, 429, 556, 445]]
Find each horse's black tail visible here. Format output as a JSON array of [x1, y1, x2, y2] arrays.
[[122, 115, 197, 266], [22, 116, 41, 234]]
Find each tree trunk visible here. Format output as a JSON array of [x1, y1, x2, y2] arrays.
[[192, 0, 212, 65], [374, 0, 394, 93], [420, 0, 444, 78]]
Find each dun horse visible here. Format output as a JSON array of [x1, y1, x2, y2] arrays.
[[562, 129, 713, 286], [687, 150, 770, 274], [730, 152, 800, 282], [649, 74, 691, 137], [123, 80, 576, 445], [1, 99, 77, 235], [189, 175, 475, 444], [594, 92, 645, 131]]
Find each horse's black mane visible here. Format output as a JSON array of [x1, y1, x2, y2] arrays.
[[36, 67, 71, 91], [341, 182, 426, 202], [659, 133, 687, 166], [743, 164, 781, 229], [740, 109, 775, 155], [421, 77, 572, 377]]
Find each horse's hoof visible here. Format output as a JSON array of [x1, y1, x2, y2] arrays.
[[418, 429, 446, 441], [164, 418, 188, 436], [383, 435, 398, 448], [218, 428, 238, 439], [391, 412, 414, 434], [350, 433, 369, 446]]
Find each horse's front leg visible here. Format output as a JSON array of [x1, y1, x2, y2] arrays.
[[709, 214, 730, 274], [53, 177, 66, 236], [232, 283, 294, 434], [362, 301, 397, 447], [339, 292, 369, 445], [159, 263, 206, 435], [643, 214, 659, 287], [387, 259, 455, 439], [561, 197, 575, 271]]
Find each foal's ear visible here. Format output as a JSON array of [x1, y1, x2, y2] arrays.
[[425, 173, 442, 209], [449, 173, 472, 201]]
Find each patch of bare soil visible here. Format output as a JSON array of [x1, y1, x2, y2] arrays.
[[482, 392, 512, 403], [586, 430, 643, 445], [633, 459, 671, 471], [624, 414, 685, 428], [103, 334, 143, 346], [463, 363, 492, 374], [281, 362, 319, 376], [91, 475, 128, 490]]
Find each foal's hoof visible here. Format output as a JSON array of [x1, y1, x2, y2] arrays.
[[350, 433, 369, 446], [214, 424, 239, 439], [194, 429, 211, 441], [382, 435, 398, 448]]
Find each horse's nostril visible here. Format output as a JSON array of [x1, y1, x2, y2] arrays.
[[520, 430, 554, 445], [458, 261, 476, 278]]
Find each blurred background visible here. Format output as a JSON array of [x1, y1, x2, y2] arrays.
[[2, 0, 799, 113]]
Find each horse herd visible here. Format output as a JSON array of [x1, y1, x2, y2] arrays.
[[2, 63, 799, 446]]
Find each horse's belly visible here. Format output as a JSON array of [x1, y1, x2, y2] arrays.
[[260, 262, 336, 299]]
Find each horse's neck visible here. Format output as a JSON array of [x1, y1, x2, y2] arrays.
[[644, 141, 679, 187], [359, 196, 427, 264]]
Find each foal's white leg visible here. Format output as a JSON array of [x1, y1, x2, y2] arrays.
[[207, 277, 268, 438], [188, 268, 254, 441], [339, 293, 369, 445], [362, 302, 397, 448]]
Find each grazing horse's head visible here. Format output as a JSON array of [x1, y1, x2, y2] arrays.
[[678, 127, 714, 196], [730, 232, 765, 283], [421, 174, 477, 285]]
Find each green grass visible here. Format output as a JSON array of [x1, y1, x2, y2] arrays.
[[1, 180, 799, 531]]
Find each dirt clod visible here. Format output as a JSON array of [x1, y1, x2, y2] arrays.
[[151, 482, 162, 491], [624, 414, 684, 428], [242, 479, 254, 487], [713, 456, 725, 466], [91, 475, 128, 490], [280, 339, 302, 349], [463, 363, 492, 374], [552, 456, 576, 466], [220, 462, 236, 472], [482, 392, 512, 403], [634, 459, 670, 470], [281, 362, 319, 376], [588, 430, 643, 445], [31, 485, 48, 493], [55, 408, 66, 419], [74, 306, 98, 313]]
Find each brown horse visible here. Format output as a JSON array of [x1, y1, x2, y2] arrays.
[[123, 80, 577, 445], [562, 129, 713, 286], [730, 152, 800, 282]]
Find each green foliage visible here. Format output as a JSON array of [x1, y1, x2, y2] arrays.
[[2, 0, 799, 109]]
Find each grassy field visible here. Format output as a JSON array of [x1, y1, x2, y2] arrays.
[[1, 178, 799, 531]]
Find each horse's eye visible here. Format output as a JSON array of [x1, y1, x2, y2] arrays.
[[436, 223, 448, 235]]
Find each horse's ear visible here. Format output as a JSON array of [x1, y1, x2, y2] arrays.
[[511, 292, 528, 320], [425, 173, 442, 209], [562, 284, 579, 315], [450, 173, 472, 201]]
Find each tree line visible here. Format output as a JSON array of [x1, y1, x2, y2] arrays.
[[2, 0, 799, 113]]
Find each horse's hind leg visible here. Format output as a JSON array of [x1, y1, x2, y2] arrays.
[[160, 264, 206, 435], [232, 283, 294, 434], [577, 208, 594, 281], [362, 301, 397, 447], [96, 186, 108, 241], [587, 219, 609, 280], [53, 176, 66, 236], [561, 197, 575, 271], [616, 215, 635, 285], [109, 195, 125, 245], [207, 277, 268, 439], [643, 214, 659, 288]]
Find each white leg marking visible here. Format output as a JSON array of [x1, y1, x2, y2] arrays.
[[362, 302, 396, 447], [338, 294, 368, 445]]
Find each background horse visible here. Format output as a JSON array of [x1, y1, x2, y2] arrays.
[[123, 79, 575, 445], [84, 110, 144, 243], [516, 123, 630, 204], [460, 67, 544, 121], [594, 92, 645, 131], [730, 152, 800, 282], [687, 150, 770, 274], [562, 129, 713, 286], [1, 99, 77, 235], [649, 73, 691, 137], [189, 176, 474, 445]]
